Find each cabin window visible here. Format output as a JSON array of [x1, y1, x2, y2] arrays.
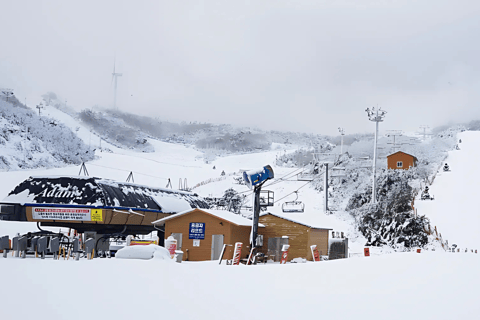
[[397, 161, 403, 168]]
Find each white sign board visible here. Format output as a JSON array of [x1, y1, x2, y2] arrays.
[[32, 207, 92, 221], [193, 239, 200, 247]]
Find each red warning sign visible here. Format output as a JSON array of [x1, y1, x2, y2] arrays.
[[310, 245, 321, 262], [280, 245, 290, 264], [364, 248, 370, 257], [232, 242, 243, 265]]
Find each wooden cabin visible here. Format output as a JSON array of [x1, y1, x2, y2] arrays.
[[258, 212, 331, 261], [387, 151, 418, 170], [152, 208, 264, 261]]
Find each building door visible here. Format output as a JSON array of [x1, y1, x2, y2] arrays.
[[211, 234, 224, 260], [171, 233, 182, 250], [267, 237, 289, 261]]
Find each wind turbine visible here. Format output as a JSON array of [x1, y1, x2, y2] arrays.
[[111, 60, 122, 110]]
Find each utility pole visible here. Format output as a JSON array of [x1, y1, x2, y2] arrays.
[[338, 127, 345, 154], [36, 102, 44, 116], [386, 130, 403, 153], [419, 125, 430, 141], [1, 89, 14, 102], [365, 107, 387, 204]]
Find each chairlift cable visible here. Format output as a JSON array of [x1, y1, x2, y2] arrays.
[[86, 163, 169, 180]]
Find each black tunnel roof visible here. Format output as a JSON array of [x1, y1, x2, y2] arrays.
[[3, 176, 209, 213]]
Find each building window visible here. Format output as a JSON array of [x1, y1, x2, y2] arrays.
[[397, 161, 403, 168]]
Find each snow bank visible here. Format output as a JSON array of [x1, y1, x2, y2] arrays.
[[115, 244, 173, 261]]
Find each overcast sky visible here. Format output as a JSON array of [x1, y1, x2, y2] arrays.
[[1, 1, 479, 135]]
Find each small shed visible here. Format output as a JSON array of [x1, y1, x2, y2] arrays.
[[258, 212, 331, 261], [152, 208, 263, 261], [387, 151, 418, 170]]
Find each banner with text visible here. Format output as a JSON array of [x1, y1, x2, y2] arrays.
[[32, 207, 103, 222]]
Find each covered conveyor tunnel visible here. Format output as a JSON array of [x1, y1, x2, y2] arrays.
[[0, 176, 210, 236]]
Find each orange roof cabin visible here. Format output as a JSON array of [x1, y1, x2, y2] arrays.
[[152, 208, 263, 261], [387, 151, 418, 170]]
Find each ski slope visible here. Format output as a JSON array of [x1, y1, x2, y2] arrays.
[[415, 131, 480, 250]]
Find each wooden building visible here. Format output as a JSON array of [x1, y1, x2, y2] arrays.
[[152, 208, 263, 261], [258, 211, 331, 261], [387, 151, 418, 170]]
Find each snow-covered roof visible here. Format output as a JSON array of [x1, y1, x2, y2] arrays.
[[152, 208, 265, 227], [387, 151, 418, 160], [2, 176, 209, 213], [260, 209, 332, 230]]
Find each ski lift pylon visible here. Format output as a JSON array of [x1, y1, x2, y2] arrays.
[[282, 191, 305, 213]]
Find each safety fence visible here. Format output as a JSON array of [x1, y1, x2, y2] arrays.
[[190, 170, 243, 191]]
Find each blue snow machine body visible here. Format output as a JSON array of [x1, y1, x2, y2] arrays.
[[243, 165, 274, 189]]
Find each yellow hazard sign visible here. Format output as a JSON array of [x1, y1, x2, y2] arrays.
[[91, 209, 103, 222]]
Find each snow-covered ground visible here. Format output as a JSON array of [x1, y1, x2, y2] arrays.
[[0, 251, 478, 320], [415, 131, 480, 250]]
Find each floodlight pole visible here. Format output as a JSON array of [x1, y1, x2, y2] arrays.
[[365, 107, 387, 204], [324, 163, 329, 213]]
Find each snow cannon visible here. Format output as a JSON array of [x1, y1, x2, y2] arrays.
[[243, 165, 274, 189]]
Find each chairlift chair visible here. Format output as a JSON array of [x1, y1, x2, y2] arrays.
[[282, 191, 305, 213]]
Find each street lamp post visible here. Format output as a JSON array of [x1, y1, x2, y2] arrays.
[[365, 107, 387, 204]]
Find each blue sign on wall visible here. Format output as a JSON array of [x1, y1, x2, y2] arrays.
[[189, 222, 205, 240]]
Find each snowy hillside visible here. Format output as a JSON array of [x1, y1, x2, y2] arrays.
[[0, 99, 94, 170]]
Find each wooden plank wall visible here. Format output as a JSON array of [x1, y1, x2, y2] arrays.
[[164, 209, 252, 261], [307, 229, 330, 260], [258, 214, 310, 261], [387, 152, 416, 170]]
